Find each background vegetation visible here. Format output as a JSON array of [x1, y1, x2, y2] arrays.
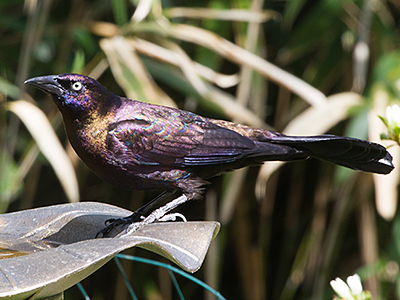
[[1, 0, 400, 299]]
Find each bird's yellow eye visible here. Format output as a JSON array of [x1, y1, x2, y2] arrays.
[[71, 81, 83, 91]]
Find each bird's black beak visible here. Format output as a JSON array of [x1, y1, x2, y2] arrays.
[[24, 75, 64, 96]]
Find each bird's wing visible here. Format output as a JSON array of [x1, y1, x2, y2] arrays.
[[106, 118, 259, 167]]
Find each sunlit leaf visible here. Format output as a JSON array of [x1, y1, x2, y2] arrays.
[[71, 48, 85, 74], [0, 78, 20, 100], [7, 100, 80, 203], [368, 88, 399, 220], [164, 7, 277, 22]]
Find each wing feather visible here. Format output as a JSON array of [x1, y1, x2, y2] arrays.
[[106, 118, 257, 167]]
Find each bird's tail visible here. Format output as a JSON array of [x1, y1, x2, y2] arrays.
[[266, 135, 394, 174]]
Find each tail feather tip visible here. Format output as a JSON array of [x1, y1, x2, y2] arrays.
[[375, 153, 394, 174]]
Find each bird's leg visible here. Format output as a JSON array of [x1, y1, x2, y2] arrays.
[[135, 190, 178, 216], [119, 176, 204, 236], [103, 190, 176, 226], [96, 191, 177, 238], [97, 177, 204, 238], [123, 194, 190, 236]]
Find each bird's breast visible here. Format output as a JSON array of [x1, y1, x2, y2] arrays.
[[64, 114, 112, 171]]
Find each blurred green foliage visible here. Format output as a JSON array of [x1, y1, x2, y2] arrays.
[[1, 0, 400, 299]]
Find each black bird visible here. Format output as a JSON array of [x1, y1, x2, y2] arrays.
[[25, 74, 394, 236]]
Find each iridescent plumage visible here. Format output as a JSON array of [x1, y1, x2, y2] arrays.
[[25, 74, 394, 236]]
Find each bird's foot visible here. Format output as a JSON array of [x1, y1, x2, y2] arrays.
[[96, 194, 190, 238], [121, 212, 187, 236], [95, 213, 141, 238], [122, 194, 189, 237]]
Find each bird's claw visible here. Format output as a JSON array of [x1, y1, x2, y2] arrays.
[[95, 225, 114, 238], [159, 212, 187, 222], [121, 212, 188, 237], [104, 218, 118, 226], [95, 213, 141, 238]]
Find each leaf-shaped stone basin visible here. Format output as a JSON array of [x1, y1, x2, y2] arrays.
[[0, 202, 220, 299]]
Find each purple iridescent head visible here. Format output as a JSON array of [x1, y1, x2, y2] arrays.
[[24, 74, 117, 118]]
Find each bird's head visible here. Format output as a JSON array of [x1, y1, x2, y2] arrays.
[[24, 74, 118, 119]]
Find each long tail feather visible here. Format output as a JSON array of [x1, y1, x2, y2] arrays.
[[268, 135, 393, 174]]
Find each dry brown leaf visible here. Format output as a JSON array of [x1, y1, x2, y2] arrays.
[[88, 21, 119, 37]]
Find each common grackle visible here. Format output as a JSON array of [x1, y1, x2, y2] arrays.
[[25, 74, 394, 236]]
